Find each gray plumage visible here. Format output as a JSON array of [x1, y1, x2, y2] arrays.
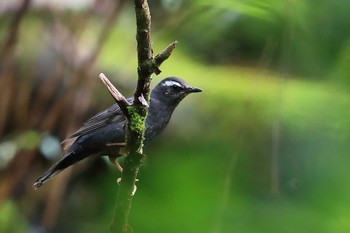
[[33, 77, 202, 189]]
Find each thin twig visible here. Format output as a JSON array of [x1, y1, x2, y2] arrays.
[[153, 41, 178, 75], [99, 73, 130, 118]]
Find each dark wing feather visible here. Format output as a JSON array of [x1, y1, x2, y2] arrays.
[[69, 104, 125, 138], [68, 97, 133, 138], [61, 98, 133, 151]]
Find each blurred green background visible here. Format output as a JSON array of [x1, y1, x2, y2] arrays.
[[1, 0, 350, 232]]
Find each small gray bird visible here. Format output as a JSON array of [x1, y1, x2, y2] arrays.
[[33, 77, 202, 189]]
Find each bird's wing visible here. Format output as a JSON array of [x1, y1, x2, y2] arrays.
[[69, 103, 126, 138], [62, 98, 133, 150]]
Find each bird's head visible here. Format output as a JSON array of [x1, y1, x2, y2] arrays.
[[151, 77, 202, 106]]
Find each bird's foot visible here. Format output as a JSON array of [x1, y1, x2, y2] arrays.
[[108, 155, 123, 173]]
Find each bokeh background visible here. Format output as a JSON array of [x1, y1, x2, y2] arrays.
[[1, 0, 350, 232]]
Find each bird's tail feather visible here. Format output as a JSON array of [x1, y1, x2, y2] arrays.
[[33, 150, 82, 189], [32, 167, 62, 190]]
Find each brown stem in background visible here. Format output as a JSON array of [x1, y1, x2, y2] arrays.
[[0, 0, 31, 138], [0, 0, 31, 59], [0, 150, 37, 203], [81, 0, 126, 69], [39, 2, 127, 231]]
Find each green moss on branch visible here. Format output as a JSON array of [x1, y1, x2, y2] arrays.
[[127, 106, 146, 134]]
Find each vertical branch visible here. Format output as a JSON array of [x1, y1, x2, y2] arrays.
[[134, 0, 153, 102], [109, 0, 152, 232], [108, 1, 177, 232]]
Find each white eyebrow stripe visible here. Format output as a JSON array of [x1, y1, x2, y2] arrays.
[[162, 80, 183, 88]]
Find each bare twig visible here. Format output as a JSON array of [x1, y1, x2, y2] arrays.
[[153, 41, 178, 75], [99, 73, 130, 118]]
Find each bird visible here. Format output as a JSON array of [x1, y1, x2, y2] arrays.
[[33, 77, 202, 189]]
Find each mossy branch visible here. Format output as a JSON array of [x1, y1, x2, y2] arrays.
[[108, 0, 177, 232]]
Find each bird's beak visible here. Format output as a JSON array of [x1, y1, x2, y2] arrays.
[[187, 87, 203, 93]]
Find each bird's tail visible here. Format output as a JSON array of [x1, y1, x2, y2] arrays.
[[33, 150, 82, 189]]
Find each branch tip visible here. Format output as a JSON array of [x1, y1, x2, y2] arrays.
[[152, 40, 178, 75], [98, 73, 130, 118]]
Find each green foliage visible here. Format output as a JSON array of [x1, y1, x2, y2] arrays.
[[3, 6, 350, 233], [0, 201, 27, 233], [154, 0, 350, 78], [98, 20, 350, 232]]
